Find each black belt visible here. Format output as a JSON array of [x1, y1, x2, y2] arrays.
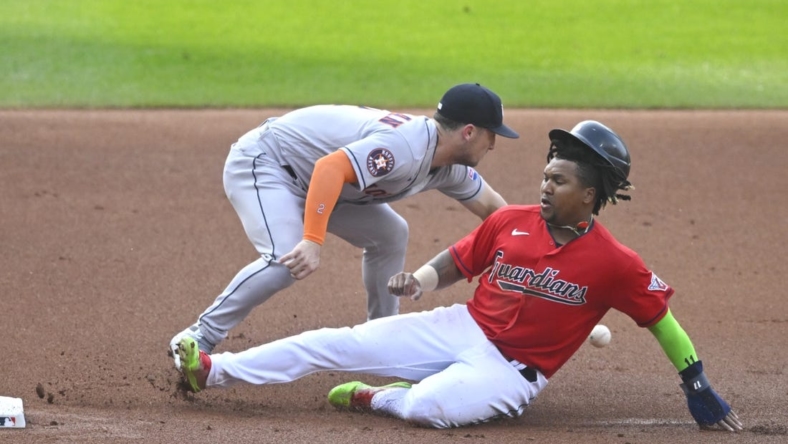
[[519, 366, 538, 383], [496, 347, 538, 383], [282, 165, 298, 181]]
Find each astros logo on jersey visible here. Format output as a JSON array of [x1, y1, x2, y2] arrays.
[[367, 148, 395, 177]]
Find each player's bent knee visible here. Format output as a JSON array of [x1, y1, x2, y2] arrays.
[[373, 216, 409, 251], [399, 399, 455, 429], [392, 214, 409, 240]]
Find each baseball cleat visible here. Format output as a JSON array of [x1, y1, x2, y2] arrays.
[[327, 381, 411, 411], [169, 324, 215, 371], [178, 337, 212, 392]]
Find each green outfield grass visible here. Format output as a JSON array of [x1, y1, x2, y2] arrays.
[[1, 0, 786, 108]]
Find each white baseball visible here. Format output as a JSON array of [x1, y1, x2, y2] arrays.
[[588, 324, 611, 348]]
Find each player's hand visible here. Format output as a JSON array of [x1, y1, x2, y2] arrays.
[[685, 389, 743, 432], [710, 409, 743, 432], [679, 360, 743, 432], [279, 240, 321, 280], [387, 272, 423, 301]]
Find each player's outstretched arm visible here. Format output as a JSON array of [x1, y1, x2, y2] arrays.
[[460, 181, 507, 220], [648, 309, 743, 432], [388, 249, 463, 301]]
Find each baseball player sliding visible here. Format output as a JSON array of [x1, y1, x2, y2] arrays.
[[169, 83, 520, 369], [176, 121, 741, 431]]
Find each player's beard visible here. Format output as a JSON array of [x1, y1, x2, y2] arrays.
[[540, 207, 557, 224], [460, 157, 480, 168], [456, 146, 485, 168], [540, 196, 556, 223]]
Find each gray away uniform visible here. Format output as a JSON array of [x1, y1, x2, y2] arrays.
[[199, 105, 489, 347]]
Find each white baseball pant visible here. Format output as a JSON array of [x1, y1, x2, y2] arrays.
[[206, 304, 548, 428]]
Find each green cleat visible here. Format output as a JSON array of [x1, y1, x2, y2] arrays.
[[178, 337, 211, 393], [328, 381, 412, 411]]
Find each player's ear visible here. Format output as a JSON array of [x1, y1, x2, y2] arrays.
[[582, 186, 596, 204], [462, 124, 475, 141]]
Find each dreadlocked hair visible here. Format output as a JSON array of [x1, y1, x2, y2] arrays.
[[548, 142, 633, 215]]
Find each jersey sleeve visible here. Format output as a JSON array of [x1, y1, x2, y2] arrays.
[[449, 208, 507, 280], [302, 152, 357, 245], [430, 165, 484, 201], [609, 255, 675, 327], [340, 131, 413, 191]]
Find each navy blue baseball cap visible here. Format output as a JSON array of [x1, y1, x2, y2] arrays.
[[437, 83, 519, 139]]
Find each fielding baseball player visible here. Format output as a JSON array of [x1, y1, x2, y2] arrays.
[[169, 83, 520, 369], [176, 120, 742, 431]]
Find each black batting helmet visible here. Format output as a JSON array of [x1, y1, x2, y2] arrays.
[[548, 120, 630, 181]]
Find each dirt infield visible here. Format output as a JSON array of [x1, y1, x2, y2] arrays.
[[1, 109, 786, 443]]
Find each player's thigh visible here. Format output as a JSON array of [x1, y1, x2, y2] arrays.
[[312, 304, 487, 379], [401, 341, 547, 428], [327, 203, 408, 249], [224, 150, 304, 258]]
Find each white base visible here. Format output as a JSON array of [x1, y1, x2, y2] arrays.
[[0, 396, 25, 428]]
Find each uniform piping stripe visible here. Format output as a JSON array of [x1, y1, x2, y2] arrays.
[[199, 156, 277, 322], [253, 154, 277, 259], [199, 260, 272, 323], [639, 302, 669, 327], [450, 245, 474, 277], [456, 169, 484, 202], [343, 148, 367, 190]]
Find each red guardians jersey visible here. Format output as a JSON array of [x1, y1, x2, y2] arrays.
[[451, 205, 674, 378]]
